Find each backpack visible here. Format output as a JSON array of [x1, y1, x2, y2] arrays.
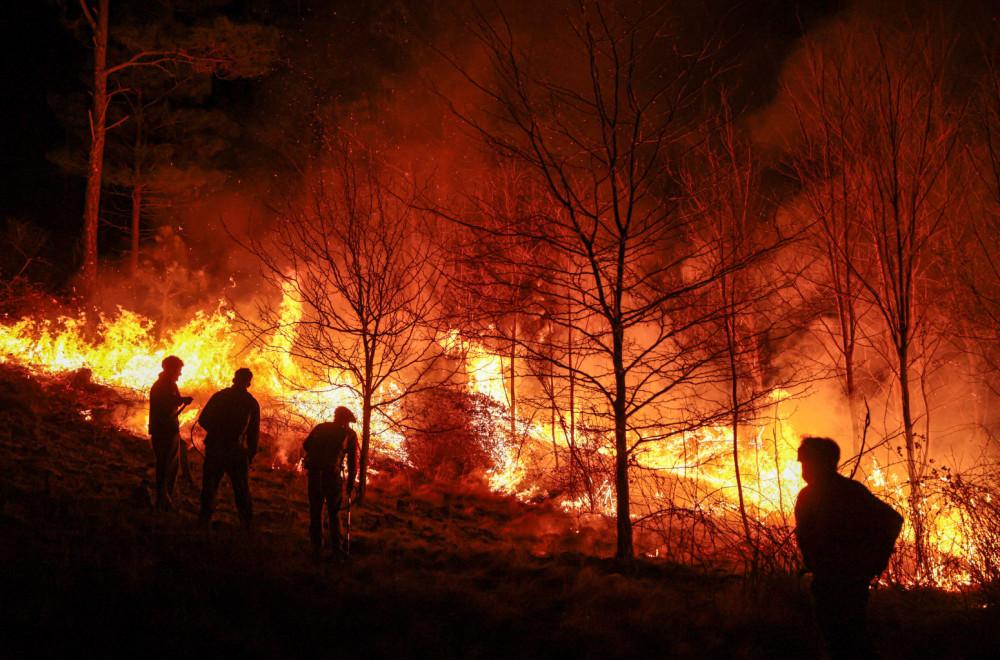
[[303, 423, 355, 472]]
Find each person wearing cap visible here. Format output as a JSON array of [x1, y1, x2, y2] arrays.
[[795, 436, 903, 660], [149, 355, 194, 510], [196, 367, 260, 530], [302, 406, 360, 557]]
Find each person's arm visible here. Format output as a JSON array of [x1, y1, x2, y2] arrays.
[[148, 381, 164, 434], [862, 489, 904, 578], [246, 399, 261, 460], [197, 393, 218, 433], [346, 430, 359, 497], [794, 490, 824, 573], [170, 383, 193, 414], [876, 497, 904, 544], [301, 426, 318, 469], [302, 426, 317, 455]]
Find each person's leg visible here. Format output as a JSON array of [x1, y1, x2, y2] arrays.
[[323, 472, 344, 553], [198, 454, 225, 528], [812, 578, 877, 660], [228, 451, 253, 530], [151, 433, 178, 508], [178, 431, 193, 482], [151, 434, 167, 505], [307, 471, 324, 551], [163, 432, 179, 500], [841, 582, 877, 659]]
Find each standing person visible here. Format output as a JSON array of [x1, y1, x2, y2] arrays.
[[302, 406, 359, 558], [149, 355, 193, 511], [197, 368, 260, 531], [795, 436, 903, 660]]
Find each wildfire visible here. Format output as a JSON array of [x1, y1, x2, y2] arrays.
[[0, 300, 408, 465], [454, 332, 980, 588], [0, 300, 984, 589]]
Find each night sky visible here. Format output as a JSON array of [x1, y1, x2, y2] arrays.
[[0, 2, 85, 232]]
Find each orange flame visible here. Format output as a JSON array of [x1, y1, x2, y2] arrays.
[[0, 297, 407, 465], [0, 302, 981, 588]]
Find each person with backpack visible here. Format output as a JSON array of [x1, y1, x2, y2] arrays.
[[196, 368, 260, 531], [795, 436, 904, 660], [148, 355, 194, 510], [302, 406, 359, 558]]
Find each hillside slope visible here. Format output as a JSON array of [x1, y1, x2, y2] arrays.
[[0, 364, 995, 659]]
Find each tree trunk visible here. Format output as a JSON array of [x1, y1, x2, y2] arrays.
[[510, 317, 516, 444], [845, 362, 861, 455], [358, 396, 372, 504], [551, 393, 558, 471], [897, 340, 926, 577], [568, 321, 575, 451], [130, 100, 143, 277], [130, 185, 142, 277], [612, 322, 633, 561], [563, 320, 594, 509], [835, 285, 862, 456], [82, 0, 110, 295], [726, 314, 754, 551]]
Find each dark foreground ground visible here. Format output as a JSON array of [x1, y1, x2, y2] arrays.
[[0, 364, 997, 659]]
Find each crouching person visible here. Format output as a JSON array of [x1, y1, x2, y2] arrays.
[[197, 368, 260, 531], [302, 406, 359, 558], [795, 436, 904, 660]]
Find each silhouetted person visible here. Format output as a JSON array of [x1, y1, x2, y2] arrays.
[[795, 436, 903, 660], [197, 368, 260, 530], [302, 406, 359, 557], [148, 355, 194, 510]]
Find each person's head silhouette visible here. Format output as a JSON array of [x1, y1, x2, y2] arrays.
[[797, 436, 840, 485], [233, 368, 253, 389], [334, 406, 356, 425], [161, 355, 184, 382]]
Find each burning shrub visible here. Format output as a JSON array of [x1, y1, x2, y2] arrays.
[[939, 468, 1000, 601], [543, 423, 616, 513], [402, 385, 506, 480]]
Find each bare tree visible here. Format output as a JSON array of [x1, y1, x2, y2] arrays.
[[779, 29, 879, 456], [849, 29, 965, 579], [434, 2, 779, 561], [239, 136, 446, 502], [682, 113, 797, 561], [779, 13, 967, 576], [957, 34, 1000, 448]]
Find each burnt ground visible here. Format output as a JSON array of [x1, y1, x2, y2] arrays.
[[0, 364, 997, 659]]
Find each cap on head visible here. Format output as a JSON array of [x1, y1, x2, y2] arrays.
[[233, 367, 253, 387], [161, 355, 184, 371], [334, 406, 357, 424], [797, 436, 840, 472]]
